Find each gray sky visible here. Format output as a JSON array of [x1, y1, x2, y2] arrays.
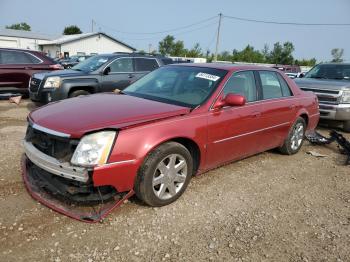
[[1, 0, 349, 61]]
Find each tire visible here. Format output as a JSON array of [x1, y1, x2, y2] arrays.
[[343, 121, 350, 133], [279, 117, 306, 155], [68, 90, 90, 98], [134, 142, 193, 207]]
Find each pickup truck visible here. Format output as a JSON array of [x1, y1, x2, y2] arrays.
[[29, 53, 173, 104], [295, 63, 350, 132]]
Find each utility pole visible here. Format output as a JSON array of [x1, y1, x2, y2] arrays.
[[91, 19, 95, 32], [214, 13, 222, 62]]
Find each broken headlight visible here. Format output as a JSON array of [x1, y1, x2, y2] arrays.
[[341, 90, 350, 104], [71, 131, 116, 167]]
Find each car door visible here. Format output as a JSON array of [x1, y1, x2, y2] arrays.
[[255, 70, 296, 150], [101, 57, 134, 92], [206, 70, 266, 169], [133, 58, 160, 81], [0, 50, 34, 89]]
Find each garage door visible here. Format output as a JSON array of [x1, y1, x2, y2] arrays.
[[0, 39, 18, 48]]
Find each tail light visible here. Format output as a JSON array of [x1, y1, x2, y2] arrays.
[[49, 64, 64, 70]]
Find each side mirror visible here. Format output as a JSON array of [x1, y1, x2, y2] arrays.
[[213, 93, 246, 110], [103, 67, 111, 75], [298, 73, 305, 78]]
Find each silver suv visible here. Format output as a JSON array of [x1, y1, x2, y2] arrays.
[[295, 63, 350, 132]]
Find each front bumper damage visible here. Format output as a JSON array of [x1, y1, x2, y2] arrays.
[[21, 140, 134, 222]]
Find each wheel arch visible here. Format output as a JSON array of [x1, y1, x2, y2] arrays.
[[142, 136, 202, 176]]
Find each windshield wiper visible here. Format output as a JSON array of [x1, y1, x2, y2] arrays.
[[71, 68, 82, 71]]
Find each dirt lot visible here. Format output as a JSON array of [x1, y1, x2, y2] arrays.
[[0, 99, 349, 262]]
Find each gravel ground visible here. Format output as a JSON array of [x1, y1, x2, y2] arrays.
[[0, 99, 349, 262]]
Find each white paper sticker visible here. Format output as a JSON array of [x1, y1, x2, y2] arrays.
[[195, 72, 220, 82]]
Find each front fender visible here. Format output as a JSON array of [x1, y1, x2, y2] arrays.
[[93, 114, 208, 192], [60, 78, 100, 98]]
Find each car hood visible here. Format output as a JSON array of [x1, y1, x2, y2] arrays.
[[33, 69, 89, 80], [29, 93, 191, 138], [295, 78, 350, 91]]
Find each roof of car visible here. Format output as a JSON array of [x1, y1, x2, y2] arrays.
[[0, 47, 44, 54], [169, 63, 277, 72]]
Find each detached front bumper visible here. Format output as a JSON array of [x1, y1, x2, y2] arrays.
[[21, 140, 135, 222], [319, 103, 350, 121]]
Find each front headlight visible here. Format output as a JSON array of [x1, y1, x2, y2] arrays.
[[43, 76, 61, 88], [71, 131, 116, 167], [341, 90, 350, 104]]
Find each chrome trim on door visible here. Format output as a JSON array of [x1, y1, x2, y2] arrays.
[[213, 122, 290, 144]]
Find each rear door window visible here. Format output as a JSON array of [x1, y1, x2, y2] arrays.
[[135, 58, 159, 72], [276, 73, 292, 96], [0, 50, 33, 64], [259, 71, 284, 99]]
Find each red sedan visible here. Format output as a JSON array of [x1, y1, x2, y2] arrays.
[[22, 64, 319, 222]]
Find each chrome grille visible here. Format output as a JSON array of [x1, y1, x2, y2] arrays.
[[300, 87, 341, 105]]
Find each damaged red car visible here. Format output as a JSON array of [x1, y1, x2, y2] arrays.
[[22, 64, 320, 222]]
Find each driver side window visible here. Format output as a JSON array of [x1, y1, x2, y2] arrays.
[[109, 58, 133, 73], [222, 71, 257, 102]]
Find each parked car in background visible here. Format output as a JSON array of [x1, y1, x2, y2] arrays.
[[0, 48, 63, 95], [29, 53, 173, 103], [22, 64, 319, 221], [295, 63, 350, 132], [272, 64, 301, 74], [285, 72, 298, 79], [59, 55, 91, 69]]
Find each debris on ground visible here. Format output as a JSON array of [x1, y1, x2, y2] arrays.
[[306, 151, 328, 158], [9, 96, 22, 105], [306, 130, 350, 165]]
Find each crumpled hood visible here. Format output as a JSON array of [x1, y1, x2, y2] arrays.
[[295, 78, 350, 91], [29, 93, 190, 138]]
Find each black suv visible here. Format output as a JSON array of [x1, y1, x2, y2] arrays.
[[29, 53, 173, 103]]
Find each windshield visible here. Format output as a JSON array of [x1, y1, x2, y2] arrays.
[[124, 66, 227, 108], [305, 64, 350, 80], [71, 55, 110, 72]]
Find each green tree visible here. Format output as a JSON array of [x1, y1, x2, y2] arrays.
[[63, 25, 82, 35], [268, 42, 295, 65], [238, 45, 264, 63], [295, 58, 317, 66], [186, 43, 202, 57], [158, 35, 187, 56], [6, 22, 31, 31], [331, 48, 344, 62]]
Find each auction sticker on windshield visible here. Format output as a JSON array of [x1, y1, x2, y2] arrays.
[[195, 72, 220, 82]]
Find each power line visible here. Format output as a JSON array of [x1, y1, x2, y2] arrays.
[[94, 15, 217, 35], [223, 15, 350, 26], [110, 21, 218, 41]]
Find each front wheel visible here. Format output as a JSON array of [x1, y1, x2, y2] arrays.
[[279, 117, 306, 155], [134, 142, 193, 207], [68, 90, 90, 98]]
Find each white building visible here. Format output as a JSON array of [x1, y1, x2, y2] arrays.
[[0, 28, 54, 50], [0, 29, 135, 58], [40, 32, 135, 58]]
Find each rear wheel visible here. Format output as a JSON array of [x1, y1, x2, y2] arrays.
[[343, 120, 350, 133], [134, 142, 193, 207], [68, 90, 90, 98], [279, 117, 306, 155]]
